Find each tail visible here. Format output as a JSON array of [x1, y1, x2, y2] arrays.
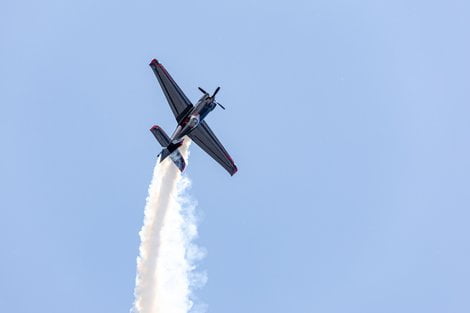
[[150, 125, 186, 172]]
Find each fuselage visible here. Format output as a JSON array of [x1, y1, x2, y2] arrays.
[[170, 94, 216, 144]]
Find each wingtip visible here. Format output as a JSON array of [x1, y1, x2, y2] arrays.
[[231, 165, 238, 176], [149, 58, 159, 66]]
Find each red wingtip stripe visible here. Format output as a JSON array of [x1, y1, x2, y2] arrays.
[[149, 58, 159, 66]]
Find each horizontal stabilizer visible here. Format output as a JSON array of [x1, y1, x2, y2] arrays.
[[159, 144, 186, 172], [159, 141, 183, 162], [150, 125, 170, 147], [169, 149, 186, 172]]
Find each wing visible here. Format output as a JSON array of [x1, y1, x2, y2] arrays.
[[149, 59, 194, 123], [189, 121, 238, 176]]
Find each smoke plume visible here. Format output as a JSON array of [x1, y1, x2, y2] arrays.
[[132, 140, 206, 313]]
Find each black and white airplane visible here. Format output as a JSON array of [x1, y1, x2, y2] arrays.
[[149, 59, 238, 176]]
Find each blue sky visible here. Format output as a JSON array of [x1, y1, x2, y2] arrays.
[[1, 0, 470, 312]]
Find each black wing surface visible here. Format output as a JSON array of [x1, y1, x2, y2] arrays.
[[189, 121, 238, 176], [149, 59, 193, 123]]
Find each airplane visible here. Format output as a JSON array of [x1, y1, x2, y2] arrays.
[[148, 59, 238, 176]]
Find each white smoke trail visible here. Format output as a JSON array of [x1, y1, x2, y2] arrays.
[[132, 139, 207, 313]]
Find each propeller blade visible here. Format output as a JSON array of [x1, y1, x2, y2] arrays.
[[198, 87, 208, 95], [216, 102, 226, 110], [212, 86, 220, 98]]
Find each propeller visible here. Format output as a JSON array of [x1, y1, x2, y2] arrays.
[[212, 86, 220, 97], [212, 87, 224, 109], [198, 87, 209, 95], [198, 86, 225, 109], [198, 86, 221, 98]]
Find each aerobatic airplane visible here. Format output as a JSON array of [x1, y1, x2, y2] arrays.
[[148, 59, 238, 176]]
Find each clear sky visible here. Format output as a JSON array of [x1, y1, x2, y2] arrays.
[[1, 0, 470, 312]]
